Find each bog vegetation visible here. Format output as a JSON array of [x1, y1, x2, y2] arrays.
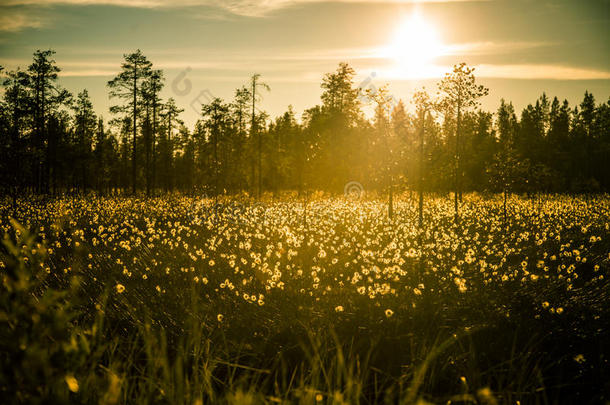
[[1, 193, 609, 403]]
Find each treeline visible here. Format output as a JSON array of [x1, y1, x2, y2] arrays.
[[1, 50, 609, 199]]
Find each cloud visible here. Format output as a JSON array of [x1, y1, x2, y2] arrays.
[[376, 63, 610, 80], [2, 0, 485, 17], [7, 44, 609, 81], [59, 69, 116, 76], [0, 0, 485, 34], [211, 0, 486, 17], [0, 10, 46, 32], [446, 41, 557, 56], [475, 64, 610, 80]]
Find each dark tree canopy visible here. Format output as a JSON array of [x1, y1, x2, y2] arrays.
[[1, 51, 609, 198]]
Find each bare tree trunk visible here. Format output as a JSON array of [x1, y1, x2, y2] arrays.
[[258, 130, 262, 198], [214, 105, 219, 204], [167, 113, 173, 193], [418, 111, 425, 228], [454, 102, 461, 223], [251, 77, 262, 200], [152, 95, 157, 197], [145, 106, 151, 197], [132, 68, 137, 195]]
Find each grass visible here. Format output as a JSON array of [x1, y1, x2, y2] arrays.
[[1, 193, 608, 404]]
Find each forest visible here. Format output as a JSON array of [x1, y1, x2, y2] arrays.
[[1, 49, 609, 198]]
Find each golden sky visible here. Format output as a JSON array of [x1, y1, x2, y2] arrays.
[[1, 0, 609, 126]]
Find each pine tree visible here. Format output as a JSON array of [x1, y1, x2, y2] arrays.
[[249, 74, 270, 199], [1, 68, 30, 200], [141, 69, 164, 195], [72, 90, 96, 193], [27, 50, 71, 193], [201, 98, 229, 199], [412, 89, 434, 227], [107, 50, 152, 194], [367, 85, 396, 219], [437, 63, 488, 221], [160, 98, 184, 192]]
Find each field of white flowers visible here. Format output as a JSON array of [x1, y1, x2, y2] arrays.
[[1, 193, 609, 404]]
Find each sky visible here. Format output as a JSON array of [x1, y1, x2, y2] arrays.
[[0, 0, 609, 127]]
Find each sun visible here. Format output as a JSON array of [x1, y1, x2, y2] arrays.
[[382, 13, 446, 78]]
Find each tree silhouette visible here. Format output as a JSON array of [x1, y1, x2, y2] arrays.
[[72, 90, 96, 193], [201, 98, 229, 199], [1, 68, 29, 203], [249, 74, 270, 199], [2, 55, 610, 198], [367, 85, 396, 219], [160, 98, 184, 192], [141, 69, 164, 195], [412, 89, 434, 228], [27, 50, 71, 193], [319, 63, 362, 189], [437, 63, 488, 221], [107, 50, 152, 194]]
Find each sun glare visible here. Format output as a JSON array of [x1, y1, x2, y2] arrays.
[[382, 13, 446, 78]]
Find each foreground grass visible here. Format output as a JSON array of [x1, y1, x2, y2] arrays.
[[1, 193, 609, 404]]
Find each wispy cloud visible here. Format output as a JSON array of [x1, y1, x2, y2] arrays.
[[59, 69, 116, 76], [2, 0, 485, 17], [0, 10, 46, 32], [0, 0, 484, 34], [377, 63, 610, 80], [475, 64, 610, 80], [446, 41, 557, 56], [7, 42, 609, 81], [55, 63, 610, 81], [205, 0, 484, 17]]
